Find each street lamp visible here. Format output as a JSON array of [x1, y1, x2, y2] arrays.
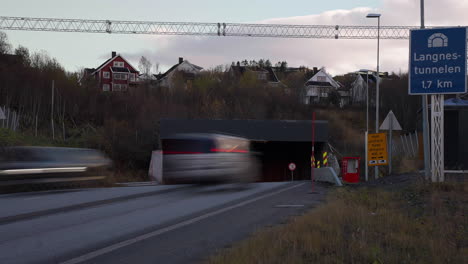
[[357, 69, 372, 132], [356, 69, 372, 181], [366, 13, 381, 180]]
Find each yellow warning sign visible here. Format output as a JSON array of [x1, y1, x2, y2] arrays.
[[367, 133, 388, 166]]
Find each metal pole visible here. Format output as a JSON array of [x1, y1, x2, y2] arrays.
[[366, 73, 369, 132], [311, 112, 316, 192], [51, 80, 55, 140], [365, 73, 369, 181], [420, 0, 431, 180], [365, 131, 368, 181], [374, 16, 381, 179], [389, 115, 393, 175]]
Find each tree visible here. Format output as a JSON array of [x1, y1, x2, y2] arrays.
[[0, 31, 12, 54], [153, 62, 160, 74], [280, 61, 288, 71], [14, 45, 31, 67], [138, 56, 152, 76], [258, 59, 265, 68]]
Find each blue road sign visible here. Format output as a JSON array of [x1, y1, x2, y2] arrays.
[[409, 27, 467, 94]]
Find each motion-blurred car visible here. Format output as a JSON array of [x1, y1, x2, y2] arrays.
[[161, 133, 260, 184], [0, 146, 112, 186]]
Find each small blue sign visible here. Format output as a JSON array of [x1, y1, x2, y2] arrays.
[[409, 27, 467, 94]]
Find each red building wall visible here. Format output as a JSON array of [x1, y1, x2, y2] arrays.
[[95, 56, 138, 91]]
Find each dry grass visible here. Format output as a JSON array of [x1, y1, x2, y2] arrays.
[[207, 182, 467, 264], [104, 169, 148, 185]]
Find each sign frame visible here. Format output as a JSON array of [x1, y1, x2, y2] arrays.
[[367, 133, 388, 166], [408, 27, 467, 95]]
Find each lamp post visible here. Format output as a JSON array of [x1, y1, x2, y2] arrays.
[[357, 69, 372, 132], [357, 69, 372, 181], [366, 13, 381, 179]]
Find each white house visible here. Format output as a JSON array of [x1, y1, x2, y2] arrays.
[[303, 68, 341, 105], [156, 57, 203, 89], [351, 74, 367, 104]]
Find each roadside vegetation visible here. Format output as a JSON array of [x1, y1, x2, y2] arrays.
[[207, 181, 467, 264]]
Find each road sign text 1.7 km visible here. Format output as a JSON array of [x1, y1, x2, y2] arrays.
[[409, 27, 467, 94]]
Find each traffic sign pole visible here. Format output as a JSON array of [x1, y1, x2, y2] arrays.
[[380, 110, 402, 175], [431, 94, 445, 182], [365, 131, 368, 181], [389, 115, 393, 175], [311, 112, 316, 193], [421, 0, 431, 182]]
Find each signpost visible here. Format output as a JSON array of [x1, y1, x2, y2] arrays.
[[367, 133, 388, 168], [288, 163, 296, 181], [380, 110, 402, 175], [409, 27, 467, 95], [409, 27, 467, 182]]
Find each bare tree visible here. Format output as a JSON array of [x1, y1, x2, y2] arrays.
[[0, 31, 11, 54], [14, 45, 30, 66], [138, 56, 152, 76], [153, 62, 160, 74]]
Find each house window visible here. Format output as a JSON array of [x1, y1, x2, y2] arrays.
[[113, 61, 124, 67], [317, 76, 326, 82], [103, 71, 110, 79], [257, 72, 267, 80], [113, 84, 122, 91], [102, 84, 110, 91], [129, 73, 136, 82], [113, 73, 128, 80]]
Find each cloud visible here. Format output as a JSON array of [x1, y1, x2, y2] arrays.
[[128, 0, 468, 75]]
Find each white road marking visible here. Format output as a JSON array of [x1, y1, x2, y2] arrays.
[[60, 183, 305, 264], [274, 204, 305, 208]]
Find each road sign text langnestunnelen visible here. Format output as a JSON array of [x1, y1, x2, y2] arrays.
[[409, 27, 467, 94]]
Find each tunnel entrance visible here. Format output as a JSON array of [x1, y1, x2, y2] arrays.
[[252, 141, 326, 182], [159, 119, 329, 182]]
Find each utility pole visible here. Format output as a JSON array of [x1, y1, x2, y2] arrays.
[[51, 80, 55, 140], [421, 0, 431, 180], [375, 16, 380, 180]]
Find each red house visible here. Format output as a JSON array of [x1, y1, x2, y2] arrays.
[[84, 51, 139, 92]]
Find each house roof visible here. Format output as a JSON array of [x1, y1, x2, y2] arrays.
[[92, 54, 139, 74], [444, 98, 468, 107], [305, 68, 341, 88], [84, 68, 95, 75], [156, 63, 179, 80], [160, 119, 328, 143], [111, 67, 130, 73], [157, 60, 203, 80]]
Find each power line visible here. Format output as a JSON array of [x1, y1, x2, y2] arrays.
[[0, 16, 420, 39]]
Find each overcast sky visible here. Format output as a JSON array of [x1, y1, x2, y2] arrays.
[[2, 0, 468, 75]]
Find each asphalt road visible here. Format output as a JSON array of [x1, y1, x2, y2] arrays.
[[0, 181, 328, 264]]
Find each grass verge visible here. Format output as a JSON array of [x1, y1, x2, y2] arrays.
[[207, 181, 467, 264]]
